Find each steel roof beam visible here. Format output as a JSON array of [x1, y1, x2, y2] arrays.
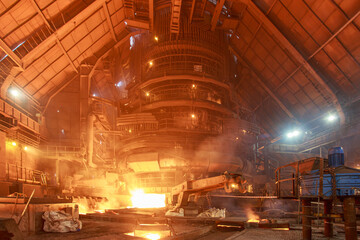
[[103, 1, 117, 41], [149, 0, 154, 31], [210, 0, 225, 31], [241, 0, 345, 125], [230, 46, 298, 122], [56, 38, 78, 73], [30, 0, 78, 73], [30, 0, 54, 30], [22, 0, 106, 68], [0, 39, 24, 71], [189, 0, 196, 23]]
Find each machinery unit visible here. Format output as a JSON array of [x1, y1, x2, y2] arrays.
[[300, 147, 360, 198], [170, 172, 246, 212], [275, 147, 360, 240]]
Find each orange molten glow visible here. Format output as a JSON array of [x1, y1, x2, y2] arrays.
[[94, 210, 105, 214], [144, 233, 161, 240], [247, 219, 260, 223], [246, 208, 260, 223], [130, 189, 166, 208]]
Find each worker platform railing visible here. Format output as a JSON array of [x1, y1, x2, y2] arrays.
[[275, 157, 326, 199], [6, 163, 47, 186]]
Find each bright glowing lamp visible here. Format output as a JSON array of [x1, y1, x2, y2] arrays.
[[10, 89, 19, 97], [286, 129, 302, 138], [326, 114, 337, 122]]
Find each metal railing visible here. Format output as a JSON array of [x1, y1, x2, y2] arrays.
[[275, 157, 326, 199], [0, 98, 40, 133], [6, 163, 47, 185]]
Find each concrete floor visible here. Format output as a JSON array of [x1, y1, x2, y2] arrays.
[[24, 219, 348, 240]]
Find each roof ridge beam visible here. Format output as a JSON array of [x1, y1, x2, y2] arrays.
[[241, 0, 345, 125]]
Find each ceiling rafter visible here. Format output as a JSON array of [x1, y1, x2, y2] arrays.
[[240, 0, 345, 125], [0, 39, 24, 71], [252, 7, 360, 112], [230, 46, 298, 123], [302, 0, 359, 67], [149, 0, 154, 31], [42, 74, 78, 114], [18, 0, 127, 103], [30, 0, 79, 73], [240, 0, 277, 59], [189, 0, 196, 23], [306, 9, 360, 62], [32, 59, 71, 96], [30, 0, 54, 30], [210, 0, 225, 31], [278, 0, 359, 91], [170, 0, 182, 33], [103, 1, 117, 41], [55, 37, 78, 73], [22, 0, 107, 68]]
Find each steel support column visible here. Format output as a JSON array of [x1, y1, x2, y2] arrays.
[[87, 114, 95, 167], [343, 197, 357, 240], [302, 199, 312, 240], [210, 0, 225, 31], [324, 200, 333, 238]]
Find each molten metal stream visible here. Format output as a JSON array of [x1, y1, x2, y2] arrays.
[[130, 189, 166, 208]]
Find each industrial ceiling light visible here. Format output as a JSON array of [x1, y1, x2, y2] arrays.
[[326, 114, 337, 122], [286, 129, 302, 138], [191, 114, 195, 118], [154, 36, 158, 41], [24, 146, 28, 151], [192, 84, 196, 88], [149, 61, 153, 66], [12, 142, 16, 146], [10, 89, 19, 97], [146, 92, 150, 97]]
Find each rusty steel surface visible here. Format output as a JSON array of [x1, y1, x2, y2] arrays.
[[211, 195, 277, 199], [323, 200, 333, 238], [302, 199, 312, 240], [343, 197, 357, 240]]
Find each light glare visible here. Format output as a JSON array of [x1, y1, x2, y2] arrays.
[[326, 114, 337, 122], [145, 233, 161, 240], [286, 130, 301, 138], [130, 189, 165, 208], [10, 89, 19, 97]]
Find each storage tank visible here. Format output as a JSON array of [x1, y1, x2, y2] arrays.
[[328, 146, 344, 168]]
